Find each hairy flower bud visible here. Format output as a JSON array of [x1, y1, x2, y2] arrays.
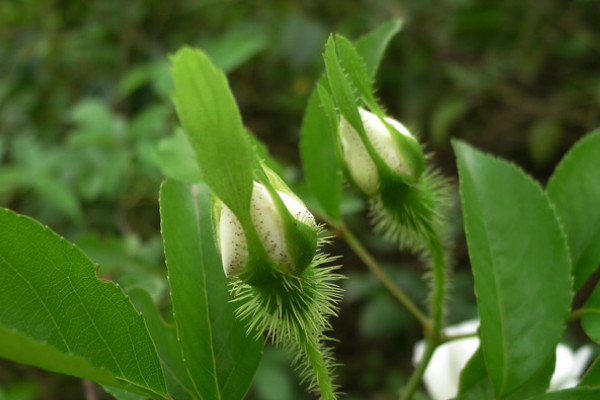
[[217, 182, 317, 278], [339, 108, 422, 195]]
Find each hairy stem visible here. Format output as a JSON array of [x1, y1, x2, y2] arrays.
[[300, 332, 336, 400], [315, 210, 429, 328], [400, 235, 447, 400]]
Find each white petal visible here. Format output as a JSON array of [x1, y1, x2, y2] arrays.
[[550, 344, 594, 391], [339, 115, 379, 195], [414, 319, 480, 400], [361, 108, 415, 178], [279, 191, 317, 229], [219, 203, 248, 278]]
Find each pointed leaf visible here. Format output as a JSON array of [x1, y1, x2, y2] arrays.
[[159, 179, 263, 400], [547, 129, 600, 290], [0, 208, 167, 399], [323, 36, 364, 138], [334, 34, 379, 110], [170, 47, 254, 223], [454, 141, 572, 398]]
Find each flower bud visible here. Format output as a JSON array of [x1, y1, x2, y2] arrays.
[[339, 108, 423, 195], [217, 181, 317, 278]]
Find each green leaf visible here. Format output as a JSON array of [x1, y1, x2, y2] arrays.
[[299, 85, 343, 220], [453, 140, 572, 398], [547, 129, 600, 290], [582, 282, 600, 343], [579, 356, 600, 387], [153, 128, 203, 183], [457, 347, 490, 397], [159, 179, 263, 400], [170, 47, 254, 224], [128, 288, 195, 399], [531, 388, 600, 399], [355, 19, 403, 79], [0, 208, 167, 399]]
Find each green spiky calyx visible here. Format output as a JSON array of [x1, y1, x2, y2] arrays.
[[230, 234, 343, 398], [371, 167, 452, 253]]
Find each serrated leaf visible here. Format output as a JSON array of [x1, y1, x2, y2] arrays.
[[454, 141, 572, 398], [323, 35, 364, 138], [159, 179, 263, 400], [547, 129, 600, 290], [334, 34, 379, 111], [0, 208, 167, 399], [355, 19, 403, 79], [128, 288, 195, 399], [170, 47, 254, 224]]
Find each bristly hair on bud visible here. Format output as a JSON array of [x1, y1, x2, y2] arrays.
[[370, 167, 453, 254], [229, 230, 344, 397]]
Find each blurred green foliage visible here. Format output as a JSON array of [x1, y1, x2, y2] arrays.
[[1, 0, 598, 398]]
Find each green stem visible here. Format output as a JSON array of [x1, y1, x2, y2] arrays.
[[400, 235, 447, 400], [400, 334, 436, 400], [441, 331, 477, 344], [300, 332, 336, 400], [315, 209, 429, 328]]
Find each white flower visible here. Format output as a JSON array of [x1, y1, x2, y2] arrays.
[[218, 181, 316, 278], [413, 319, 594, 400], [550, 343, 593, 390], [413, 320, 480, 400], [339, 108, 418, 195]]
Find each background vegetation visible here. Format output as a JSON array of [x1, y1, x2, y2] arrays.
[[1, 0, 599, 398]]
